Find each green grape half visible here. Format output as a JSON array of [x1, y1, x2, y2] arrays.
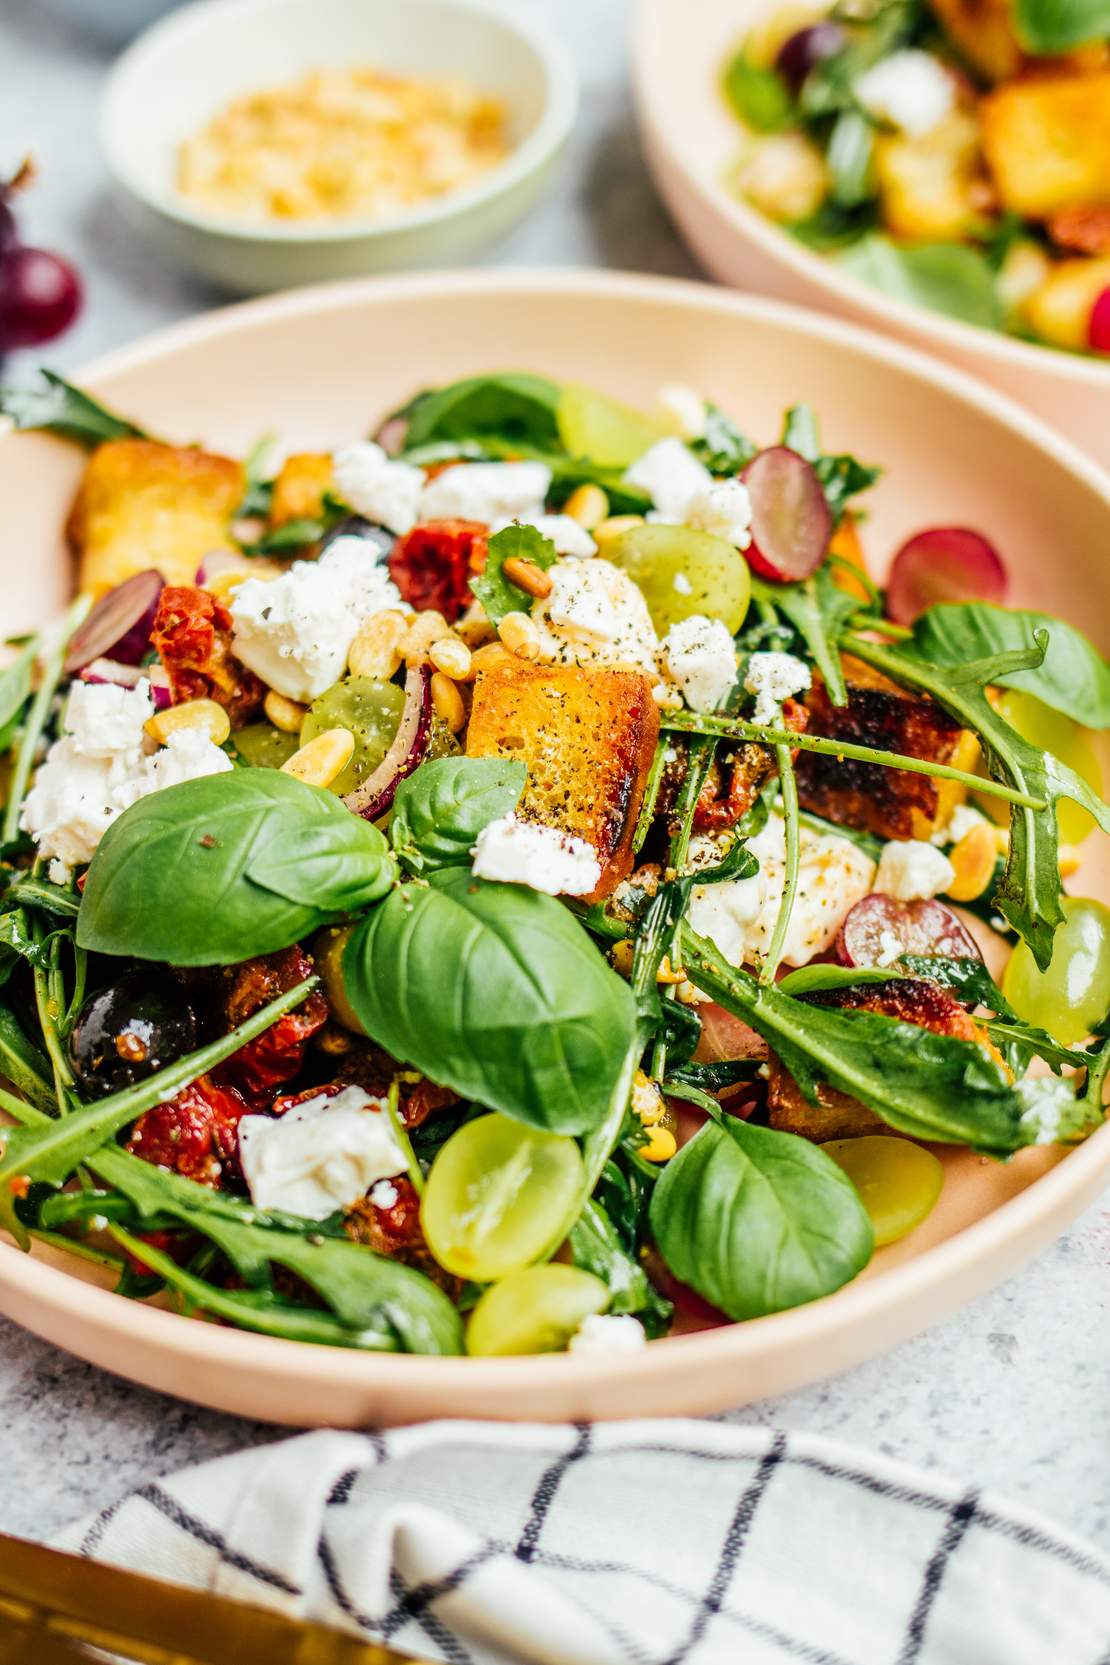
[[232, 723, 299, 770], [556, 382, 670, 468], [822, 1136, 943, 1248], [978, 690, 1102, 845], [299, 676, 404, 796], [421, 1112, 584, 1282], [312, 924, 365, 1035], [466, 1264, 609, 1356], [1002, 896, 1110, 1046], [605, 523, 751, 635]]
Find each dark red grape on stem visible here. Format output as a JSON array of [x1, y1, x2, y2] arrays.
[[0, 245, 83, 349], [775, 22, 846, 92]]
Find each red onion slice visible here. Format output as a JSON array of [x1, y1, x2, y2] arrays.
[[79, 658, 172, 709], [195, 549, 247, 586], [837, 893, 981, 969], [886, 527, 1007, 625], [65, 570, 163, 674], [343, 663, 432, 821], [740, 446, 832, 582]]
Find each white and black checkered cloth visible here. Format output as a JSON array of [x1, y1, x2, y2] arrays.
[[58, 1421, 1110, 1664]]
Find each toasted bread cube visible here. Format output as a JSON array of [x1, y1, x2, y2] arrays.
[[795, 655, 979, 841], [768, 979, 998, 1140], [1021, 252, 1110, 347], [981, 72, 1110, 218], [269, 452, 333, 528], [466, 660, 660, 901], [68, 440, 245, 595], [875, 110, 989, 242], [926, 0, 1023, 83]]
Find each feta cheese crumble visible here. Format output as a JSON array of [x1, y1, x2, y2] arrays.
[[20, 681, 232, 870], [853, 50, 955, 139], [653, 383, 707, 441], [331, 441, 424, 535], [531, 558, 659, 673], [471, 814, 601, 897], [685, 477, 753, 550], [568, 1313, 647, 1357], [932, 802, 988, 847], [238, 1085, 406, 1221], [229, 535, 404, 703], [419, 460, 552, 524], [743, 651, 811, 727], [688, 816, 876, 968], [659, 615, 737, 712], [875, 839, 956, 901], [623, 438, 713, 522]]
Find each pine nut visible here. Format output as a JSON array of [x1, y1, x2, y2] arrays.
[[470, 642, 512, 677], [145, 699, 230, 747], [348, 610, 407, 680], [676, 979, 709, 1006], [656, 954, 687, 985], [611, 939, 635, 977], [400, 610, 451, 664], [455, 605, 496, 649], [497, 611, 542, 661], [946, 822, 998, 901], [263, 690, 307, 733], [501, 556, 553, 600], [430, 671, 467, 732], [564, 483, 609, 531], [281, 728, 355, 788], [594, 514, 644, 545], [640, 1125, 677, 1163], [428, 636, 473, 681]]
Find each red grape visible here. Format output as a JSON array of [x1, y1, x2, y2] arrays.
[[1089, 287, 1110, 355], [0, 198, 16, 256], [837, 893, 981, 969], [885, 526, 1007, 624], [741, 445, 832, 582], [775, 22, 846, 92], [0, 244, 83, 348]]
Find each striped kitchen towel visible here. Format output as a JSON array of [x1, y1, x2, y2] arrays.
[[58, 1420, 1110, 1665]]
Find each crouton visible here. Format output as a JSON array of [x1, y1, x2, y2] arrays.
[[768, 978, 999, 1140], [981, 72, 1110, 218], [795, 655, 979, 841], [926, 0, 1024, 82], [875, 110, 990, 242], [68, 440, 244, 595], [1021, 252, 1110, 347], [269, 452, 333, 528], [466, 659, 660, 901]]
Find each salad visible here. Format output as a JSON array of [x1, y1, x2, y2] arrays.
[[723, 0, 1110, 354], [0, 366, 1107, 1361]]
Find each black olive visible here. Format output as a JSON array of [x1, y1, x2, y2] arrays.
[[318, 515, 394, 561], [68, 974, 197, 1099]]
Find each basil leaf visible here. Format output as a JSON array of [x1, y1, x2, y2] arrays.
[[650, 1116, 873, 1320], [1014, 0, 1110, 51], [78, 772, 395, 966], [909, 603, 1110, 728], [0, 371, 149, 447], [568, 1197, 672, 1334], [390, 757, 526, 873], [402, 373, 562, 450], [838, 236, 1002, 331], [689, 405, 759, 475], [722, 52, 793, 131], [470, 522, 558, 627], [342, 867, 638, 1135]]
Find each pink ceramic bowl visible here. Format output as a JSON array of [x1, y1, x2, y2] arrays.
[[2, 269, 1108, 1425], [633, 0, 1110, 473]]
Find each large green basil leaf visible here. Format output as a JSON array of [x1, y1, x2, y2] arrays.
[[401, 373, 562, 450], [838, 236, 1002, 331], [78, 771, 394, 965], [650, 1116, 873, 1320], [390, 757, 526, 873], [1014, 0, 1110, 51], [343, 867, 638, 1134], [908, 603, 1110, 729], [470, 522, 558, 627], [0, 371, 149, 447]]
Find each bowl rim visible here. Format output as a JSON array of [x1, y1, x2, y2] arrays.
[[632, 0, 1110, 391], [3, 265, 1109, 1404], [99, 0, 579, 246]]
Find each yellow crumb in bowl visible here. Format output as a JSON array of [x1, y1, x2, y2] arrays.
[[176, 65, 510, 224]]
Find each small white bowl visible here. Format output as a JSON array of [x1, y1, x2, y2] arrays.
[[100, 0, 577, 293]]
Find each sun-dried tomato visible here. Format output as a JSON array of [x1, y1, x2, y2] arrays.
[[344, 1174, 458, 1291], [126, 1074, 249, 1187], [388, 519, 487, 621], [692, 698, 808, 833], [322, 1038, 459, 1129], [1046, 206, 1110, 257], [151, 584, 264, 727], [214, 946, 328, 1104]]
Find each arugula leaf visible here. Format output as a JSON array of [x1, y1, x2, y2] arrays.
[[689, 405, 759, 475], [722, 52, 793, 130], [0, 637, 36, 744], [390, 757, 526, 873], [844, 632, 1110, 967], [78, 772, 395, 966], [752, 566, 856, 705], [402, 373, 562, 451], [237, 433, 276, 518], [343, 867, 638, 1136], [1014, 0, 1110, 51], [470, 522, 558, 627], [777, 964, 900, 996], [0, 911, 52, 986], [689, 834, 760, 886], [779, 404, 881, 526], [789, 201, 879, 252], [0, 1002, 55, 1113], [909, 603, 1110, 729], [0, 371, 149, 447], [896, 952, 1081, 1073], [568, 1197, 672, 1334], [838, 236, 1002, 331], [650, 1115, 873, 1320]]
